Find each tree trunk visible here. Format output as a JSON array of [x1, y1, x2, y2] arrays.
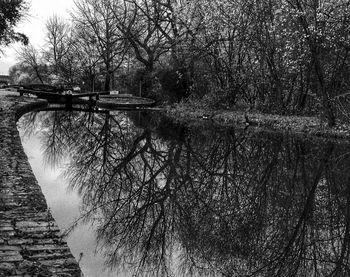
[[312, 50, 335, 127], [104, 73, 110, 92]]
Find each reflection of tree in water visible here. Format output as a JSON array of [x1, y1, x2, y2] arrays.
[[21, 110, 350, 276]]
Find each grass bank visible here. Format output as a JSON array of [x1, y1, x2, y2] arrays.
[[163, 103, 350, 140]]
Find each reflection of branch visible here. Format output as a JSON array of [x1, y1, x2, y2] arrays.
[[252, 143, 335, 277], [28, 108, 350, 276], [332, 174, 350, 275], [19, 111, 41, 139]]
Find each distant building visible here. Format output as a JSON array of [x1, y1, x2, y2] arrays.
[[0, 75, 10, 86]]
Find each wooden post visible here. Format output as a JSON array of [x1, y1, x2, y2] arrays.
[[66, 94, 72, 108], [89, 95, 94, 107]]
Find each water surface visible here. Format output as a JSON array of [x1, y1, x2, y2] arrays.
[[18, 108, 350, 277]]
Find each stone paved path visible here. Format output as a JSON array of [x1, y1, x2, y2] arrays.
[[0, 94, 82, 276]]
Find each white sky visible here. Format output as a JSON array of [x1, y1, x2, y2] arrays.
[[0, 0, 74, 74]]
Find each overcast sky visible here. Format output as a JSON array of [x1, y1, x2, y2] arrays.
[[0, 0, 74, 74]]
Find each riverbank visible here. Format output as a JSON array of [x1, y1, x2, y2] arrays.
[[0, 93, 82, 276], [163, 103, 350, 140]]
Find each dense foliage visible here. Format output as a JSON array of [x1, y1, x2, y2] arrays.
[[0, 0, 28, 47], [11, 0, 350, 125]]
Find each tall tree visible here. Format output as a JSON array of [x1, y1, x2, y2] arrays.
[[72, 23, 102, 91], [17, 44, 45, 83], [72, 0, 126, 91], [44, 15, 71, 80]]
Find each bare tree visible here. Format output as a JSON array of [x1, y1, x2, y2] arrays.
[[72, 0, 126, 91], [72, 23, 102, 91], [17, 44, 45, 83]]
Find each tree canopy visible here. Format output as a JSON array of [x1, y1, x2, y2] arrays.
[[0, 0, 28, 48]]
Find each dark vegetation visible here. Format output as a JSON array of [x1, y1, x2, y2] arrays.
[[0, 0, 28, 47], [6, 0, 350, 126]]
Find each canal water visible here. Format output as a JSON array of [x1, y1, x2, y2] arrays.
[[17, 108, 350, 276]]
